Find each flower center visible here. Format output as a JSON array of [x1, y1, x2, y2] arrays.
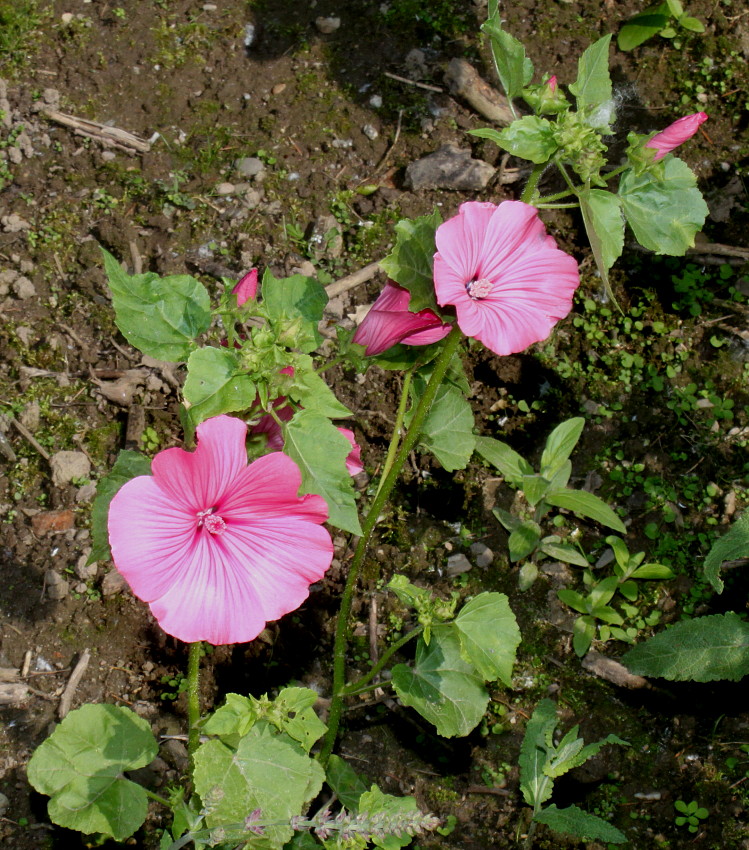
[[466, 277, 493, 300], [197, 507, 227, 536]]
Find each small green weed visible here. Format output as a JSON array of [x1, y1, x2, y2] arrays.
[[673, 800, 708, 833]]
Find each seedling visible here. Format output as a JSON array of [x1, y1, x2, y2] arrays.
[[674, 799, 708, 833], [519, 699, 628, 847], [618, 0, 704, 51]]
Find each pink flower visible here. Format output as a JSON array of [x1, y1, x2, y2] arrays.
[[352, 281, 451, 356], [232, 268, 259, 306], [645, 112, 707, 161], [433, 201, 580, 357], [337, 427, 364, 475], [547, 75, 557, 93], [108, 415, 333, 645]]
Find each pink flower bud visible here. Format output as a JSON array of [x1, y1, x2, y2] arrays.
[[232, 268, 258, 306], [645, 112, 708, 161], [547, 75, 557, 92]]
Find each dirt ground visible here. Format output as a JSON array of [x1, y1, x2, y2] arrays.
[[1, 0, 749, 847]]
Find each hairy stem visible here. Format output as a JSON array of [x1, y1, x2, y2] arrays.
[[376, 368, 414, 497], [186, 641, 202, 764], [318, 326, 463, 766], [520, 163, 547, 204]]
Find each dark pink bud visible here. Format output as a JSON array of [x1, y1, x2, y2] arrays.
[[645, 112, 708, 161], [232, 268, 259, 306], [547, 75, 557, 92]]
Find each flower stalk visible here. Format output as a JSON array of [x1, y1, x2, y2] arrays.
[[318, 325, 463, 766], [186, 641, 202, 762]]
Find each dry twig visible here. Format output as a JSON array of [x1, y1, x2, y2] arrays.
[[58, 648, 91, 719]]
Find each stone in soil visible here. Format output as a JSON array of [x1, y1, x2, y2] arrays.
[[405, 144, 495, 191], [50, 451, 91, 487], [31, 509, 75, 535]]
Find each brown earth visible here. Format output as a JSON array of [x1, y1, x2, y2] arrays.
[[0, 0, 749, 848]]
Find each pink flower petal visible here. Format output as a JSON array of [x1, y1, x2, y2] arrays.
[[352, 281, 450, 356], [645, 112, 707, 161], [107, 415, 334, 645], [232, 268, 259, 306], [337, 427, 364, 475], [433, 201, 580, 357]]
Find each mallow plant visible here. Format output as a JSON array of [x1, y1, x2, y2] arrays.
[[27, 9, 707, 848]]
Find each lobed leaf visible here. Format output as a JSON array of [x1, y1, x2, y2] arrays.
[[391, 625, 488, 738], [704, 510, 749, 593], [481, 15, 533, 101], [495, 115, 558, 164], [415, 383, 476, 472], [182, 347, 256, 428], [326, 755, 369, 813], [569, 35, 613, 121], [379, 210, 442, 313], [261, 270, 328, 353], [102, 247, 211, 362], [27, 704, 158, 841], [453, 592, 520, 685]]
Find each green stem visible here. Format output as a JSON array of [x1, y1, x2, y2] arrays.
[[341, 626, 423, 696], [186, 641, 202, 763], [318, 326, 463, 767], [376, 368, 414, 497], [316, 354, 345, 375], [520, 163, 547, 204], [145, 789, 173, 808], [340, 679, 395, 699], [533, 202, 580, 209]]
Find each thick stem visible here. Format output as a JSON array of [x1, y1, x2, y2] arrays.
[[520, 163, 547, 204], [186, 641, 202, 764], [318, 326, 463, 766]]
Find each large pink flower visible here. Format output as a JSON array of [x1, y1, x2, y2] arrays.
[[645, 112, 707, 161], [352, 280, 451, 356], [108, 415, 333, 645], [433, 201, 579, 356]]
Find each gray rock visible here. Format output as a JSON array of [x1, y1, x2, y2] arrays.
[[362, 123, 379, 140], [315, 16, 341, 33], [1, 214, 31, 232], [12, 276, 35, 299], [469, 541, 494, 569], [215, 182, 235, 195], [446, 553, 472, 576], [101, 569, 128, 597], [45, 570, 69, 600], [50, 451, 91, 487], [405, 144, 495, 191], [235, 157, 265, 178], [19, 400, 40, 431], [75, 554, 98, 581]]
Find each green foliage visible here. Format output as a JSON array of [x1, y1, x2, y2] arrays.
[[412, 383, 475, 472], [182, 347, 257, 429], [618, 157, 709, 255], [89, 449, 152, 564], [704, 510, 749, 593], [261, 270, 328, 354], [578, 188, 624, 299], [379, 210, 442, 313], [27, 704, 158, 841], [102, 248, 211, 362], [519, 699, 627, 844], [618, 1, 705, 51], [481, 13, 533, 101], [623, 612, 749, 682], [674, 799, 709, 833], [283, 410, 362, 535], [558, 536, 672, 656], [326, 755, 369, 812], [568, 35, 614, 128], [492, 116, 558, 164]]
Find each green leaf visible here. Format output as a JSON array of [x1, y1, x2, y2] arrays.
[[481, 15, 534, 100], [519, 698, 558, 807], [467, 127, 506, 146], [680, 15, 705, 32], [391, 625, 489, 737], [89, 450, 151, 564], [540, 418, 585, 478], [540, 540, 589, 567], [704, 510, 749, 593], [194, 723, 324, 850], [518, 561, 539, 591], [495, 115, 558, 164], [415, 383, 475, 472], [493, 507, 521, 533], [618, 12, 670, 51], [630, 563, 674, 580], [326, 755, 369, 813], [262, 270, 328, 353], [573, 615, 596, 656], [274, 688, 327, 753], [558, 589, 589, 614], [569, 35, 613, 118], [359, 786, 420, 850], [453, 592, 520, 685], [619, 157, 709, 255], [508, 520, 542, 562], [666, 0, 683, 17], [475, 436, 533, 486], [578, 189, 624, 301], [379, 210, 442, 313], [182, 347, 256, 428], [545, 489, 626, 532], [534, 804, 627, 843], [623, 613, 749, 682], [283, 410, 362, 535], [289, 355, 352, 419], [523, 474, 551, 507], [102, 247, 211, 362], [27, 704, 158, 841]]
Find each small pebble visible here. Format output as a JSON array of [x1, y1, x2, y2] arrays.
[[446, 553, 472, 576], [362, 123, 379, 140], [271, 83, 286, 95], [12, 276, 35, 300], [315, 16, 341, 34], [369, 94, 383, 108], [45, 570, 69, 601], [215, 182, 235, 195]]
